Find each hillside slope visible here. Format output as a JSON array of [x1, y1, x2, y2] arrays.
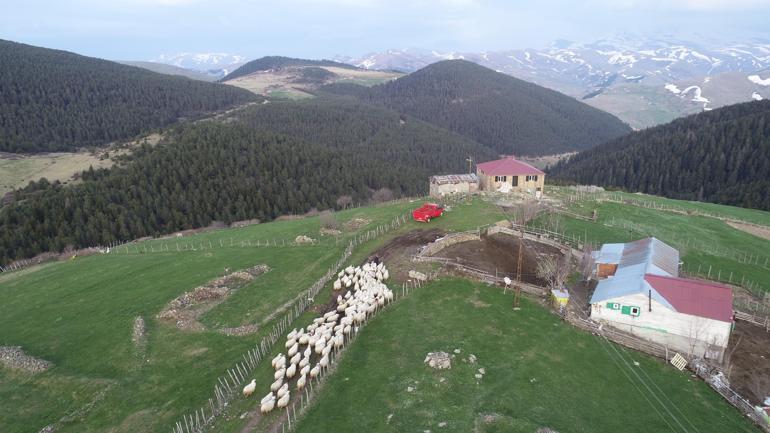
[[118, 60, 217, 81], [321, 60, 631, 156], [0, 97, 495, 265], [222, 56, 358, 81], [550, 100, 770, 210], [0, 40, 258, 152]]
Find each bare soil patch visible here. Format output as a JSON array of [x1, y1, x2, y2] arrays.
[[726, 321, 770, 405], [157, 265, 269, 331], [433, 233, 562, 286], [370, 229, 445, 282], [343, 217, 371, 231], [726, 221, 770, 241]]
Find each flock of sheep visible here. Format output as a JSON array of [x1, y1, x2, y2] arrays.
[[242, 261, 392, 414]]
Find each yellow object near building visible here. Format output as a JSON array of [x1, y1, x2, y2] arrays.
[[551, 288, 569, 310]]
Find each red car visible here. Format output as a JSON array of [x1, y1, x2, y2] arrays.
[[412, 203, 444, 222]]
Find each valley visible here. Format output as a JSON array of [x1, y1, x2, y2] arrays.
[[1, 14, 770, 433]]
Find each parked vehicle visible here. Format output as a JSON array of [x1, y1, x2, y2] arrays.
[[412, 203, 444, 222]]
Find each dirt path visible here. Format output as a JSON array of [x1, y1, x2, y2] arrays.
[[726, 221, 770, 241]]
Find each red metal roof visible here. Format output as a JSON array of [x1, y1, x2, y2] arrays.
[[476, 158, 545, 176], [644, 274, 733, 323]]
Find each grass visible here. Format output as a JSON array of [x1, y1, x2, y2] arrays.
[[0, 151, 111, 195], [534, 190, 770, 295], [293, 279, 757, 433], [2, 193, 765, 432], [0, 200, 419, 433]]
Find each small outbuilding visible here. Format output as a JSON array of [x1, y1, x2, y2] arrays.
[[429, 174, 479, 197], [476, 157, 545, 196], [590, 237, 733, 362]]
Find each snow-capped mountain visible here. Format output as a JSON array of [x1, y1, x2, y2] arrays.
[[153, 53, 246, 79], [339, 37, 770, 127]]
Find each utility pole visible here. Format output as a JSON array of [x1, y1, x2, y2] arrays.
[[466, 156, 473, 174], [513, 233, 523, 311]]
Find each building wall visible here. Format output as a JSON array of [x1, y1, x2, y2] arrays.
[[429, 181, 478, 197], [591, 293, 732, 361], [477, 170, 545, 193]]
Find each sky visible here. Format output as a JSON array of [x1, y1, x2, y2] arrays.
[[1, 0, 770, 62]]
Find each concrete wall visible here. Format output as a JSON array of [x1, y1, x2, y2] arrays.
[[591, 292, 731, 361], [429, 181, 478, 197], [477, 171, 545, 193], [420, 232, 481, 256]]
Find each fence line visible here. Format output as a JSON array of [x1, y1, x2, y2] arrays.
[[168, 211, 412, 433], [268, 275, 435, 433]]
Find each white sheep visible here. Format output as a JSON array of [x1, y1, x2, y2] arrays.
[[333, 279, 342, 290], [260, 393, 276, 413], [271, 354, 284, 369], [270, 378, 283, 392], [299, 356, 310, 368], [276, 383, 289, 399], [277, 392, 290, 408], [286, 363, 297, 379], [310, 365, 320, 378], [242, 379, 256, 397], [300, 364, 310, 376], [319, 353, 330, 368], [290, 352, 301, 365], [288, 342, 299, 357], [297, 373, 307, 390], [274, 368, 285, 380]]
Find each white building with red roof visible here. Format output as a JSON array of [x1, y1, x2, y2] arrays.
[[590, 237, 733, 362], [475, 157, 545, 196]]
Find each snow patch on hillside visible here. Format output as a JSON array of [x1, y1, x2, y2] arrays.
[[748, 74, 770, 86], [664, 83, 681, 94], [752, 92, 764, 101]]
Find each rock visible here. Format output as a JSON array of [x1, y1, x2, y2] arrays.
[[468, 354, 477, 364], [407, 386, 414, 392], [424, 351, 451, 370], [387, 414, 394, 424], [409, 270, 427, 281], [439, 377, 446, 383], [38, 425, 56, 433], [475, 373, 483, 379], [295, 235, 315, 244], [0, 346, 52, 373], [478, 368, 485, 375], [453, 348, 461, 354], [438, 422, 447, 427]]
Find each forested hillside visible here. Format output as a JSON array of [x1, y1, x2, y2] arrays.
[[222, 56, 357, 81], [550, 100, 770, 210], [321, 60, 631, 156], [0, 97, 495, 265], [0, 40, 258, 152]]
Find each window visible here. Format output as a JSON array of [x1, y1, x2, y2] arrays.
[[494, 175, 507, 182], [621, 305, 641, 317], [512, 176, 518, 186], [526, 175, 539, 182]]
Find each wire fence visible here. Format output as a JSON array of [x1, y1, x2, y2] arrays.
[[169, 211, 410, 433], [266, 275, 435, 433]]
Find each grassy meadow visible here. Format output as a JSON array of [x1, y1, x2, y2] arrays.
[[1, 193, 766, 432], [294, 279, 757, 433], [535, 188, 770, 296], [0, 197, 505, 433]]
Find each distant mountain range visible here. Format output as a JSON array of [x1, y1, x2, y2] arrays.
[[153, 52, 246, 79], [338, 37, 770, 128]]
